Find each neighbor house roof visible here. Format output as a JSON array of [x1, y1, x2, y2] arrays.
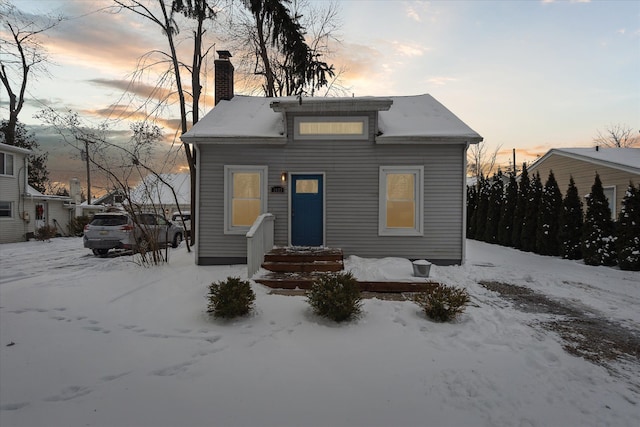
[[26, 185, 72, 202], [181, 94, 482, 144], [129, 173, 190, 206], [529, 147, 640, 175]]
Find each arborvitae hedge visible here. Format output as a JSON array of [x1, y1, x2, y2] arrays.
[[536, 170, 563, 256], [474, 175, 490, 242], [498, 172, 518, 247], [582, 173, 617, 266], [512, 164, 529, 249], [559, 176, 583, 260], [616, 182, 640, 271], [483, 170, 504, 243], [467, 184, 478, 239], [521, 172, 542, 253]]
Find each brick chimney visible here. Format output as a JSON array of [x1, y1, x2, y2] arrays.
[[214, 50, 234, 105]]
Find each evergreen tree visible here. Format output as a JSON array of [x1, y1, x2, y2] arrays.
[[616, 182, 640, 271], [559, 176, 583, 260], [512, 163, 529, 249], [498, 172, 518, 247], [0, 120, 49, 192], [536, 170, 563, 256], [473, 175, 490, 241], [466, 184, 478, 239], [483, 169, 504, 243], [521, 171, 542, 253], [582, 173, 617, 266]]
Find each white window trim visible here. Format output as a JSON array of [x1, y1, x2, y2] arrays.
[[378, 166, 424, 236], [294, 116, 368, 140], [0, 152, 15, 176], [0, 201, 12, 219], [224, 165, 268, 235]]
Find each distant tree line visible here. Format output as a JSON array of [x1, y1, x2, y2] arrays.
[[467, 165, 640, 271]]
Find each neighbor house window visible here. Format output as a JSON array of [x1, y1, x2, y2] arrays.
[[0, 201, 12, 218], [294, 116, 368, 140], [0, 152, 14, 176], [603, 186, 616, 220], [379, 166, 424, 236], [224, 165, 268, 234]]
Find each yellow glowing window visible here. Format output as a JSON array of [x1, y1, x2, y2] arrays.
[[299, 121, 364, 135], [295, 179, 319, 194], [232, 172, 261, 227], [294, 117, 368, 140], [379, 166, 423, 236], [386, 174, 415, 228]]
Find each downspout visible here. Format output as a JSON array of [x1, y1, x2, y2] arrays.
[[462, 142, 470, 265]]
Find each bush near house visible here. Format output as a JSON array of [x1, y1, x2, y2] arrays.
[[207, 277, 256, 319], [413, 284, 470, 322], [616, 182, 640, 271], [35, 224, 57, 241], [307, 272, 363, 322]]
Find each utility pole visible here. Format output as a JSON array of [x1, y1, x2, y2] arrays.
[[77, 137, 94, 204]]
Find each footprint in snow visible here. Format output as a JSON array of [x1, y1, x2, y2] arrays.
[[44, 385, 93, 402], [1, 402, 29, 411]]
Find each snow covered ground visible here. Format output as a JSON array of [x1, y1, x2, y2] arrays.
[[0, 238, 638, 427]]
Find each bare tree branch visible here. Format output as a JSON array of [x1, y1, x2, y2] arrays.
[[593, 123, 639, 148]]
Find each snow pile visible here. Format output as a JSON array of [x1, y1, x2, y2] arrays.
[[0, 238, 639, 427]]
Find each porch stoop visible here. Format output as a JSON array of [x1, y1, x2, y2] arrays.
[[253, 247, 441, 293]]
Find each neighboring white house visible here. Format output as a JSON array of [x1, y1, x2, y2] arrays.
[[128, 173, 191, 216], [1, 142, 73, 243]]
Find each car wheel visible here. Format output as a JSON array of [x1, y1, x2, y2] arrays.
[[93, 248, 109, 256], [172, 233, 183, 248]]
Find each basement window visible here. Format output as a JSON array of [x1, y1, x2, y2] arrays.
[[294, 116, 368, 140]]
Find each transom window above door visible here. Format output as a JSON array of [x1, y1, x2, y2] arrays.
[[294, 116, 368, 140]]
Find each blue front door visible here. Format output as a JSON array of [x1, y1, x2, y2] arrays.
[[291, 174, 323, 246]]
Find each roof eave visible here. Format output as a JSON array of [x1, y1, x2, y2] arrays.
[[376, 135, 483, 145], [184, 136, 287, 145]]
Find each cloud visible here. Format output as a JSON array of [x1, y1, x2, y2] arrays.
[[427, 76, 458, 86], [389, 40, 428, 58]]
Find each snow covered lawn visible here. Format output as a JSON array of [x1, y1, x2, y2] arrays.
[[1, 238, 638, 427]]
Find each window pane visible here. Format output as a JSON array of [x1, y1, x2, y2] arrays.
[[5, 154, 13, 175], [299, 121, 364, 135], [233, 173, 260, 198], [0, 153, 5, 175], [387, 201, 415, 228], [232, 199, 261, 226], [387, 174, 414, 199], [296, 179, 318, 194], [0, 201, 11, 217]]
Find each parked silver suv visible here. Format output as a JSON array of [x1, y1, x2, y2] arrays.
[[83, 212, 184, 256]]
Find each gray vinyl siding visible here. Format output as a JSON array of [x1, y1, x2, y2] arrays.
[[196, 112, 466, 265], [0, 151, 26, 243]]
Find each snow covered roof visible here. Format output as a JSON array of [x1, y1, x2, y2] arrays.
[[129, 173, 191, 206], [529, 147, 640, 175], [181, 94, 482, 144], [0, 141, 31, 155], [26, 185, 72, 201]]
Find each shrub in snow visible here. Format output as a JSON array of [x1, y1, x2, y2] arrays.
[[582, 173, 617, 266], [307, 272, 362, 322], [560, 176, 583, 260], [207, 277, 256, 319], [472, 175, 490, 242], [35, 224, 57, 241], [521, 171, 542, 253], [511, 163, 530, 249], [536, 170, 563, 256], [68, 215, 91, 237], [413, 285, 470, 322], [466, 185, 478, 239], [616, 182, 640, 271]]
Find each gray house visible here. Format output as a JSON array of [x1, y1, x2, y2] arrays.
[[181, 53, 482, 267]]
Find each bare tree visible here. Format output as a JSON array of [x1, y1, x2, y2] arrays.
[[111, 0, 222, 244], [593, 123, 639, 148], [227, 0, 337, 97], [467, 141, 501, 181], [0, 2, 63, 145], [37, 107, 192, 261]]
